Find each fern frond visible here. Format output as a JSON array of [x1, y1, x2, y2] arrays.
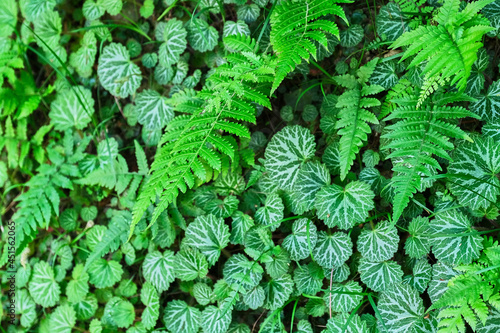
[[334, 59, 382, 180], [269, 0, 349, 93], [131, 37, 275, 235], [382, 90, 480, 222], [391, 0, 494, 104]]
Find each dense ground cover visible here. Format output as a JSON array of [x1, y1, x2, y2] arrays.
[[1, 0, 500, 332]]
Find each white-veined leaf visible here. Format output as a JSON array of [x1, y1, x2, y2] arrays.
[[264, 126, 316, 191], [223, 20, 250, 37], [49, 304, 76, 333], [141, 282, 160, 330], [193, 283, 213, 306], [228, 323, 251, 333], [377, 283, 426, 333], [186, 18, 218, 52], [17, 289, 36, 328], [294, 263, 323, 295], [142, 250, 175, 293], [263, 274, 294, 310], [201, 305, 232, 333], [230, 211, 255, 245], [428, 262, 460, 303], [340, 24, 363, 48], [184, 214, 230, 266], [163, 300, 201, 333], [135, 89, 174, 130], [324, 281, 363, 313], [428, 210, 483, 265], [369, 60, 399, 90], [97, 43, 142, 98], [66, 264, 89, 304], [313, 231, 352, 269], [282, 218, 318, 262], [255, 193, 284, 231], [174, 248, 209, 281], [448, 136, 500, 210], [315, 181, 375, 229], [264, 246, 291, 279], [322, 142, 341, 175], [29, 261, 60, 307], [49, 86, 95, 131], [403, 258, 431, 293], [405, 217, 431, 259], [376, 3, 411, 41], [358, 259, 403, 292], [357, 220, 399, 262], [291, 161, 331, 213], [470, 80, 500, 121], [477, 308, 500, 333], [237, 4, 260, 23], [159, 18, 187, 67], [223, 253, 262, 291], [325, 313, 369, 333], [243, 286, 265, 310], [88, 259, 123, 289]]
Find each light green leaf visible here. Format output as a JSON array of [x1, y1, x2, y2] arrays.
[[358, 259, 403, 292], [201, 305, 232, 333], [429, 210, 483, 265], [142, 250, 175, 293], [263, 274, 294, 310], [74, 294, 98, 320], [264, 126, 316, 191], [377, 283, 426, 333], [89, 319, 102, 333], [324, 281, 363, 313], [49, 86, 95, 131], [69, 32, 97, 78], [291, 161, 331, 213], [97, 43, 142, 98], [243, 286, 265, 310], [223, 253, 262, 290], [376, 3, 410, 41], [141, 282, 160, 330], [296, 320, 314, 333], [17, 289, 37, 328], [282, 218, 318, 261], [34, 10, 62, 50], [264, 246, 291, 279], [29, 261, 60, 307], [448, 136, 500, 210], [313, 231, 352, 269], [163, 300, 201, 333], [88, 259, 123, 289], [99, 0, 122, 15], [329, 264, 350, 283], [174, 248, 209, 281], [205, 196, 240, 218], [135, 89, 174, 130], [107, 297, 135, 328], [49, 304, 76, 333], [357, 221, 398, 262], [325, 313, 369, 333], [83, 0, 104, 20], [405, 217, 431, 259], [159, 18, 187, 67], [315, 181, 375, 229], [184, 214, 230, 266], [67, 264, 89, 304], [0, 0, 17, 37], [25, 0, 56, 22], [186, 18, 218, 52], [470, 80, 500, 121], [255, 193, 284, 231]]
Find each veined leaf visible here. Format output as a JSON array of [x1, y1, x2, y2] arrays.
[[159, 18, 187, 67], [142, 250, 175, 293], [29, 261, 60, 307], [357, 221, 399, 262], [282, 218, 318, 262], [135, 89, 174, 130], [359, 259, 404, 292], [313, 231, 352, 269], [163, 300, 201, 333]]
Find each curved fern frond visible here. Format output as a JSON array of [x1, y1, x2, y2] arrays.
[[131, 36, 275, 235], [334, 59, 382, 180], [391, 0, 494, 106], [382, 90, 480, 222], [269, 0, 349, 93]]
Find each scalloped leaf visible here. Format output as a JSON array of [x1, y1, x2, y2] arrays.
[[324, 281, 363, 313], [201, 305, 232, 333], [163, 300, 201, 333], [291, 161, 331, 213], [159, 18, 187, 67], [142, 250, 175, 293], [263, 274, 294, 310], [315, 181, 375, 229], [141, 282, 160, 330], [186, 18, 218, 52], [255, 193, 284, 231], [313, 231, 352, 269], [49, 86, 95, 131], [470, 80, 500, 121], [97, 43, 142, 98], [29, 261, 60, 307], [359, 259, 404, 292], [174, 248, 209, 281], [264, 126, 316, 191], [135, 89, 174, 130], [357, 221, 399, 262], [282, 218, 318, 262], [49, 304, 77, 333], [184, 214, 230, 266], [88, 259, 123, 289], [405, 217, 431, 259]]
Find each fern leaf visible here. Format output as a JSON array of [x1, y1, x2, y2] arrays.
[[269, 0, 349, 93]]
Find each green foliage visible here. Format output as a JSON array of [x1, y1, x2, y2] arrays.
[[3, 0, 500, 332]]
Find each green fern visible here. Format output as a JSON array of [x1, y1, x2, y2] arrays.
[[269, 0, 349, 93], [382, 87, 479, 222], [391, 0, 495, 106], [131, 35, 275, 234], [429, 238, 500, 332], [334, 59, 383, 180], [14, 133, 91, 254]]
